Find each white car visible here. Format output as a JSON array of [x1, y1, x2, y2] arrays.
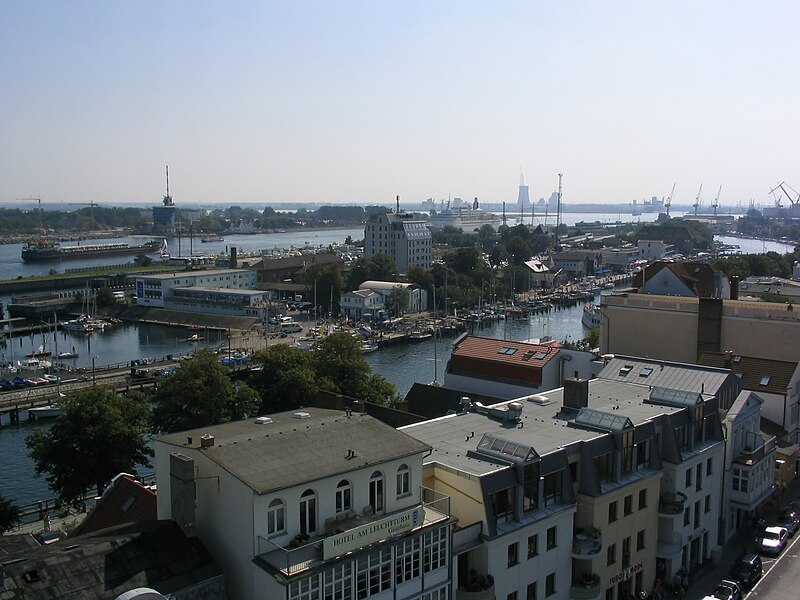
[[758, 526, 788, 555]]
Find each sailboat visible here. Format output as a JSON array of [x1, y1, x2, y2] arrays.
[[160, 238, 169, 258]]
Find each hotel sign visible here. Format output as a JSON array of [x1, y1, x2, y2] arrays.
[[323, 506, 425, 560]]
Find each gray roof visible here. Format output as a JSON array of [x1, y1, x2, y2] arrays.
[[138, 268, 253, 280], [402, 379, 682, 477], [598, 355, 731, 394], [156, 408, 431, 494]]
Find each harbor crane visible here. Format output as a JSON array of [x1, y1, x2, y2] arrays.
[[711, 185, 722, 216], [693, 183, 703, 215], [68, 201, 99, 229], [774, 182, 799, 207], [664, 183, 676, 216], [17, 197, 44, 235]]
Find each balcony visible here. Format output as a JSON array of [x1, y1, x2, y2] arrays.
[[734, 434, 776, 467], [570, 572, 602, 600], [453, 521, 483, 553], [257, 487, 450, 576], [656, 532, 683, 559], [658, 492, 688, 516], [572, 528, 603, 558], [456, 572, 495, 600]]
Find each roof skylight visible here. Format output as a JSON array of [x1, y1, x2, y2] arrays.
[[498, 347, 518, 355], [476, 434, 538, 462], [575, 407, 633, 432], [649, 386, 702, 407]]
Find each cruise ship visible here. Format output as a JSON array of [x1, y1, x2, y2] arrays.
[[429, 197, 502, 231]]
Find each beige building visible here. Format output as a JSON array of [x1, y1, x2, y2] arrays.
[[599, 293, 800, 364]]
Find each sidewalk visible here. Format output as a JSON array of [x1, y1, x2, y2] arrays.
[[686, 476, 800, 600]]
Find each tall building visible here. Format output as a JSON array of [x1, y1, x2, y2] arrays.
[[364, 200, 432, 272]]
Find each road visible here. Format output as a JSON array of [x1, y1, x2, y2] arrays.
[[748, 530, 800, 598]]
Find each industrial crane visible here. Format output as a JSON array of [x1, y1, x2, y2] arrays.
[[664, 183, 676, 216], [777, 182, 799, 207], [769, 184, 783, 208], [17, 197, 44, 235], [68, 201, 99, 229], [693, 183, 703, 215], [711, 185, 722, 216]]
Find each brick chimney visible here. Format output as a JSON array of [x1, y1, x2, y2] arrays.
[[230, 246, 238, 269], [563, 378, 589, 410]]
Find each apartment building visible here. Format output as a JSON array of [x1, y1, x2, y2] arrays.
[[154, 409, 453, 600], [364, 211, 433, 272]]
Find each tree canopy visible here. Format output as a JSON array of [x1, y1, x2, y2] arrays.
[[151, 348, 260, 433], [26, 386, 153, 504], [0, 493, 20, 534]]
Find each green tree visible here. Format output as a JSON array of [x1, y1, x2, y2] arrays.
[[134, 254, 154, 266], [369, 253, 399, 281], [0, 493, 20, 534], [585, 328, 600, 349], [304, 264, 345, 314], [95, 287, 117, 307], [405, 266, 435, 296], [251, 345, 319, 412], [26, 387, 153, 504], [386, 285, 410, 316], [505, 236, 532, 265], [151, 348, 260, 433]]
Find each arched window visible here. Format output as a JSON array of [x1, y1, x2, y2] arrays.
[[336, 479, 352, 514], [369, 471, 384, 513], [299, 489, 317, 535], [396, 464, 411, 497], [267, 498, 285, 536]]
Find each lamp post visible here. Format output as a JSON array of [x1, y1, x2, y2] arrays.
[[91, 355, 97, 385]]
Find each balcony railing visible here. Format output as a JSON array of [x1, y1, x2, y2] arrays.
[[453, 521, 483, 553], [457, 573, 495, 600], [658, 492, 688, 515], [572, 529, 603, 558], [734, 435, 777, 466], [570, 573, 602, 600], [257, 487, 450, 576]]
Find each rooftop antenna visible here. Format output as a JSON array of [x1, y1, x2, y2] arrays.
[[665, 182, 675, 216], [693, 183, 703, 215]]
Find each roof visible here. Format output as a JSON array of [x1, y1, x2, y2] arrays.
[[450, 335, 560, 368], [598, 355, 732, 395], [404, 382, 506, 419], [70, 474, 157, 537], [551, 250, 600, 261], [0, 521, 223, 599], [137, 268, 253, 280], [359, 281, 418, 291], [635, 262, 720, 297], [523, 260, 551, 274], [698, 352, 798, 395], [402, 378, 684, 477], [173, 286, 265, 296], [156, 408, 431, 494]]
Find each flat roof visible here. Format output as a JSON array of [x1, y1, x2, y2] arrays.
[[402, 379, 682, 477], [173, 286, 265, 296], [156, 408, 431, 494], [598, 356, 731, 394], [137, 268, 254, 280]]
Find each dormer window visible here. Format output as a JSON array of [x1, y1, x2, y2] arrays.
[[760, 375, 771, 386]]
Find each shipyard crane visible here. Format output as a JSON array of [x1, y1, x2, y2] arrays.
[[664, 183, 676, 216], [711, 185, 722, 216], [769, 183, 784, 208], [68, 201, 99, 229], [17, 197, 44, 235], [777, 182, 799, 206], [693, 183, 703, 215]]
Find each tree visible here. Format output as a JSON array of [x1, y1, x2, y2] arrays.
[[251, 344, 320, 412], [151, 348, 260, 433], [386, 285, 410, 316], [505, 236, 532, 265], [95, 287, 117, 307], [585, 328, 600, 349], [134, 254, 154, 266], [26, 387, 153, 504], [405, 266, 435, 296], [304, 264, 345, 314], [0, 493, 20, 534], [369, 253, 399, 281]]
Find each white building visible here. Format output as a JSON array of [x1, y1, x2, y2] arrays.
[[357, 281, 428, 315], [364, 211, 433, 272], [134, 269, 264, 316], [154, 408, 453, 600], [637, 240, 672, 261], [340, 288, 384, 321]]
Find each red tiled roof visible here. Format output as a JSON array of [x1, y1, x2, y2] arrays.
[[71, 474, 157, 537], [451, 336, 559, 367]]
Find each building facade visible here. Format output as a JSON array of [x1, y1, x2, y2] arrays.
[[364, 211, 433, 272]]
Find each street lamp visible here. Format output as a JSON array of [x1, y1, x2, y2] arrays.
[[91, 355, 97, 385]]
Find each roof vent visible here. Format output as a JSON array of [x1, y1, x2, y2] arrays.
[[255, 416, 273, 425], [525, 394, 552, 406], [200, 434, 215, 449], [292, 412, 311, 420]]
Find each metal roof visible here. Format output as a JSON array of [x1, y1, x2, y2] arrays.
[[598, 356, 731, 394]]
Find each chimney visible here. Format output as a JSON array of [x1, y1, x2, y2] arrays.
[[200, 434, 215, 449], [169, 453, 196, 536], [563, 378, 589, 410], [724, 350, 734, 365], [460, 396, 472, 412], [396, 195, 400, 213], [230, 246, 238, 269], [730, 275, 739, 300]]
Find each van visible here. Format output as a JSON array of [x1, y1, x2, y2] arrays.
[[280, 322, 303, 333], [729, 553, 762, 588]]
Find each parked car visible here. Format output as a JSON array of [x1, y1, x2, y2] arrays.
[[11, 376, 32, 387], [776, 511, 800, 536], [730, 553, 762, 588], [757, 526, 788, 555], [712, 579, 744, 600]]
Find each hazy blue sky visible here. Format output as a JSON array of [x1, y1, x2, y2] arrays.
[[1, 1, 798, 207]]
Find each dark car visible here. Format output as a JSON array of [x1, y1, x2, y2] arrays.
[[776, 511, 800, 536], [712, 579, 744, 600], [730, 553, 763, 588]]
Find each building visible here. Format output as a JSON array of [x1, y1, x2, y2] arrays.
[[637, 240, 672, 262], [340, 288, 384, 321], [364, 209, 433, 272], [401, 372, 726, 600], [154, 408, 454, 600], [443, 335, 599, 399], [355, 281, 428, 315], [599, 294, 800, 364], [134, 269, 267, 316], [633, 262, 731, 299], [550, 251, 603, 277], [601, 247, 641, 272], [523, 259, 556, 289]]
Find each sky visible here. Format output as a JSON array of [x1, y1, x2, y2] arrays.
[[1, 1, 799, 207]]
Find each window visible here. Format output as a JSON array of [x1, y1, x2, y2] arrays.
[[543, 471, 562, 506], [706, 457, 713, 476], [636, 440, 651, 471], [546, 526, 557, 550], [596, 453, 614, 483], [545, 573, 556, 597], [636, 529, 645, 551], [685, 468, 693, 488], [676, 425, 690, 452], [607, 543, 616, 566], [695, 404, 705, 443], [622, 536, 631, 567], [605, 588, 614, 600], [299, 489, 317, 535], [324, 563, 352, 600], [527, 534, 538, 558], [289, 575, 321, 600], [267, 498, 285, 536], [508, 542, 519, 567], [508, 592, 518, 600], [423, 527, 448, 572], [491, 488, 515, 524], [694, 501, 700, 529], [608, 501, 618, 523], [527, 582, 537, 600], [395, 537, 420, 584], [396, 464, 410, 498], [705, 495, 711, 514], [336, 480, 352, 514], [683, 507, 690, 526], [621, 430, 634, 474], [638, 489, 647, 510], [732, 468, 749, 492], [696, 463, 703, 491], [356, 548, 392, 599], [523, 463, 540, 512], [369, 472, 384, 513], [624, 495, 633, 516]]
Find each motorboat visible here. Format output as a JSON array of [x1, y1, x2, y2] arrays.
[[28, 404, 63, 419], [582, 304, 601, 329], [186, 334, 204, 342], [58, 351, 79, 359], [360, 341, 379, 353], [409, 330, 433, 341]]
